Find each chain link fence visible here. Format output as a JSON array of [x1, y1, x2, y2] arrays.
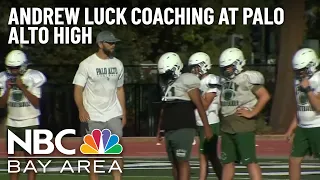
[[0, 64, 276, 136]]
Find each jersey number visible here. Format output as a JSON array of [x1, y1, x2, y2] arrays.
[[166, 87, 175, 97]]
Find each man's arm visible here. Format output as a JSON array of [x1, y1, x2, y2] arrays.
[[156, 107, 164, 142], [181, 73, 212, 139], [16, 72, 46, 109], [0, 89, 10, 108], [250, 86, 271, 117], [287, 114, 298, 134], [306, 91, 320, 112], [285, 113, 298, 142], [0, 74, 10, 108], [73, 62, 88, 111], [74, 85, 85, 111], [117, 86, 126, 119], [73, 61, 91, 122], [117, 64, 126, 126], [20, 85, 40, 108], [74, 85, 90, 122], [188, 88, 211, 129], [201, 92, 216, 110], [238, 71, 270, 117], [157, 108, 163, 133]]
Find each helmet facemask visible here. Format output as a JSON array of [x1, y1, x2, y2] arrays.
[[6, 64, 27, 76], [159, 65, 181, 86], [294, 60, 318, 80], [189, 64, 202, 77], [189, 61, 209, 77], [221, 59, 244, 79], [221, 64, 236, 79]]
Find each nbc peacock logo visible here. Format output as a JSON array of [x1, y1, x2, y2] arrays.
[[80, 129, 123, 154]]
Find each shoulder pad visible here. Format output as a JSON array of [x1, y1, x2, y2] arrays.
[[220, 77, 227, 83], [310, 71, 320, 87], [0, 72, 7, 81], [180, 73, 199, 80], [0, 72, 8, 88], [26, 70, 47, 87], [243, 70, 265, 85], [313, 71, 320, 80], [204, 74, 221, 88], [179, 73, 200, 89], [207, 74, 221, 85]]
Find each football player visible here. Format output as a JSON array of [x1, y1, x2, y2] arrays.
[[156, 52, 213, 180], [0, 50, 46, 180], [188, 52, 222, 180], [218, 48, 270, 180], [286, 48, 320, 180]]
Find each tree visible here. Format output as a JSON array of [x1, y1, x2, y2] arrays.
[[305, 0, 320, 41], [1, 0, 244, 84], [269, 0, 305, 133]]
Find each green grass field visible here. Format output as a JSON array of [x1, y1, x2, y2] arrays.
[[0, 158, 319, 180]]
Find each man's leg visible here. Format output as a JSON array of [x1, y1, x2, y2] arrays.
[[220, 132, 237, 180], [7, 126, 26, 180], [197, 126, 208, 180], [84, 121, 103, 180], [307, 127, 320, 159], [85, 120, 124, 180], [170, 128, 195, 180], [164, 131, 179, 180], [105, 117, 124, 180], [198, 153, 208, 180], [289, 127, 309, 180], [235, 132, 261, 180], [198, 124, 222, 180], [205, 124, 222, 180], [25, 125, 39, 180], [0, 117, 5, 138], [10, 152, 24, 180]]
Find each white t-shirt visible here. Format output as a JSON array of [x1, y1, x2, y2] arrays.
[[294, 71, 320, 128], [195, 74, 220, 126], [73, 53, 124, 122], [0, 69, 46, 127]]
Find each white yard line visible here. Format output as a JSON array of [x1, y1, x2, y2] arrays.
[[0, 173, 288, 180]]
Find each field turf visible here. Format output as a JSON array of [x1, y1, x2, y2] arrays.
[[0, 137, 319, 179], [0, 158, 319, 180]]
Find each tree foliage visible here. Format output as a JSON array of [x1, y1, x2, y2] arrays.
[[0, 0, 282, 84], [305, 0, 320, 41], [0, 1, 238, 63]]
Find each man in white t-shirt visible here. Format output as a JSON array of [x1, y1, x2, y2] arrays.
[[73, 31, 126, 180], [0, 49, 46, 180]]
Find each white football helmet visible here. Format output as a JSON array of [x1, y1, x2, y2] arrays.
[[292, 48, 319, 79], [188, 52, 212, 75], [157, 52, 183, 79], [5, 50, 28, 75], [219, 48, 246, 79]]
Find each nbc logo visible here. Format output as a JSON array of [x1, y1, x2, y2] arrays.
[[7, 129, 123, 174], [80, 129, 123, 154]]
